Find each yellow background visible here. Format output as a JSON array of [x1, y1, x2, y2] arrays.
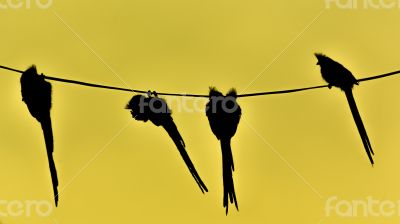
[[0, 0, 400, 223]]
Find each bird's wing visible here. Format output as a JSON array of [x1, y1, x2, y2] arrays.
[[206, 100, 223, 139]]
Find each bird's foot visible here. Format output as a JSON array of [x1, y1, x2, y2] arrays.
[[146, 90, 158, 97]]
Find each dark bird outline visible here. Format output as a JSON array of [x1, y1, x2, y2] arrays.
[[126, 92, 208, 193], [315, 53, 374, 165], [206, 87, 241, 214], [20, 65, 59, 206]]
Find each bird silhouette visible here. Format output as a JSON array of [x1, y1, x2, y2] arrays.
[[126, 92, 208, 193], [205, 87, 241, 214], [20, 65, 59, 206], [315, 53, 374, 165]]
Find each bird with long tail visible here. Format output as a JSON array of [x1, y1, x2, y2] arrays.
[[126, 92, 208, 193], [315, 53, 374, 165], [20, 65, 59, 206], [206, 87, 241, 214]]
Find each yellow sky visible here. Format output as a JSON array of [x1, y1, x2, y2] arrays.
[[0, 0, 400, 223]]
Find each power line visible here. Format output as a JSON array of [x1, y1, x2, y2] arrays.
[[1, 65, 399, 98]]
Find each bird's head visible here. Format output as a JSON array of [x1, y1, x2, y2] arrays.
[[21, 65, 38, 83], [314, 53, 330, 66], [125, 94, 149, 121], [25, 65, 37, 74]]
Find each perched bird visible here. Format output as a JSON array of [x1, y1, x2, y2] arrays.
[[126, 92, 208, 193], [205, 87, 241, 214], [20, 65, 59, 206], [315, 53, 374, 165]]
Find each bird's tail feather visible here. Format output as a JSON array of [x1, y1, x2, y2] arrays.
[[40, 116, 59, 206], [162, 122, 208, 193], [221, 138, 238, 214], [344, 89, 374, 165]]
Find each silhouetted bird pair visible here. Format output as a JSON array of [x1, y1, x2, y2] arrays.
[[126, 89, 241, 214]]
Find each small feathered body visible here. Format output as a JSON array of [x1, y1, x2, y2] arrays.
[[206, 87, 241, 214], [126, 94, 208, 193], [315, 54, 374, 165], [20, 65, 59, 206], [315, 53, 358, 89]]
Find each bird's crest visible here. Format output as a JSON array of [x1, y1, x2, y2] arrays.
[[314, 53, 329, 64], [226, 88, 237, 98], [209, 86, 223, 97]]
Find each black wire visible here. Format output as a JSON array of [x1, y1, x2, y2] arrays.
[[358, 70, 400, 82], [1, 65, 399, 98], [238, 85, 328, 97], [45, 76, 143, 93]]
